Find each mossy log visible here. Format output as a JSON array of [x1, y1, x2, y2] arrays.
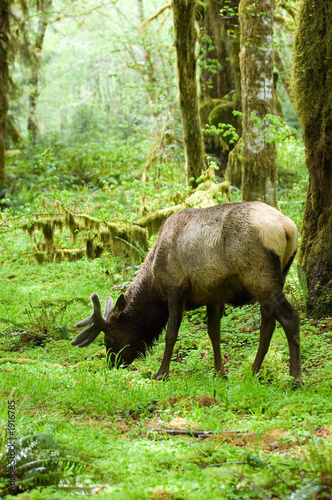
[[24, 211, 149, 263], [23, 188, 232, 263], [138, 191, 215, 237], [193, 180, 232, 202]]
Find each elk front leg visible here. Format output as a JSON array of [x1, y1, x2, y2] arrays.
[[207, 303, 226, 377], [154, 288, 185, 380]]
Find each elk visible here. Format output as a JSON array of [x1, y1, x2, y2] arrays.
[[71, 201, 303, 383]]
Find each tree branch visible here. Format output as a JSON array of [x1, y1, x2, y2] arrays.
[[140, 2, 171, 30]]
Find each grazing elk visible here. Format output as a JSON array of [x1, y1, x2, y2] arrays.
[[71, 201, 303, 383]]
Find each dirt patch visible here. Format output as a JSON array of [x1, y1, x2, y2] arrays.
[[259, 428, 290, 450], [168, 417, 196, 429], [196, 395, 219, 407], [214, 428, 289, 450], [150, 488, 183, 500], [314, 427, 332, 438], [165, 395, 219, 409]]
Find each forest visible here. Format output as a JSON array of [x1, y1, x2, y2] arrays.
[[0, 0, 331, 498]]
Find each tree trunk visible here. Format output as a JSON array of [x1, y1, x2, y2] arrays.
[[239, 0, 277, 206], [27, 0, 52, 143], [7, 115, 25, 146], [293, 0, 332, 317], [0, 0, 9, 187], [199, 0, 238, 101], [172, 0, 205, 188], [199, 0, 241, 171], [28, 74, 41, 143], [136, 0, 159, 118]]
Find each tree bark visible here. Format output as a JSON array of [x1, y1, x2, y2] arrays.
[[27, 0, 52, 143], [293, 0, 332, 317], [199, 0, 241, 170], [199, 0, 238, 101], [239, 0, 277, 206], [136, 0, 159, 118], [0, 0, 9, 187], [172, 0, 205, 188]]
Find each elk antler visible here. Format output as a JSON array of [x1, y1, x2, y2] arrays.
[[71, 293, 113, 347]]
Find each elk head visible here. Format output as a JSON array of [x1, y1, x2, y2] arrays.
[[71, 293, 138, 367]]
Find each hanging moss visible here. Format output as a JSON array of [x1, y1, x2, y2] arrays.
[[82, 214, 102, 232], [139, 190, 218, 237], [33, 252, 45, 264], [21, 193, 233, 264], [54, 248, 85, 263], [86, 239, 94, 259], [40, 220, 54, 244], [139, 206, 181, 238], [198, 0, 240, 101], [23, 209, 149, 263], [94, 244, 103, 259], [65, 211, 79, 242], [25, 223, 35, 238]]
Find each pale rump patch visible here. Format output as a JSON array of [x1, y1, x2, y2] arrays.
[[248, 202, 298, 268]]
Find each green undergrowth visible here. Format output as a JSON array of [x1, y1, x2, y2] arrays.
[[0, 258, 331, 499], [1, 137, 331, 498]]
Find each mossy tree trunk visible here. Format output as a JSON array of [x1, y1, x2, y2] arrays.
[[293, 0, 332, 317], [239, 0, 277, 206], [199, 0, 240, 102], [0, 0, 10, 187], [27, 0, 52, 143], [172, 0, 205, 188], [199, 0, 241, 170]]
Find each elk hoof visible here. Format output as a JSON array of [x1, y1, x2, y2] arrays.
[[214, 371, 228, 379], [153, 372, 169, 381], [292, 379, 304, 390]]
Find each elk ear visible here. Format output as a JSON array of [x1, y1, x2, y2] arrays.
[[112, 294, 126, 320]]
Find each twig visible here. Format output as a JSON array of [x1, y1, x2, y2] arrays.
[[199, 461, 247, 468], [140, 3, 171, 31], [148, 428, 257, 438]]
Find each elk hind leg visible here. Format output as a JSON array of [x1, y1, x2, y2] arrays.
[[207, 303, 226, 377], [274, 296, 302, 384], [252, 303, 276, 375]]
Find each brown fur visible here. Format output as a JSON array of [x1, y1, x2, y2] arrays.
[[75, 201, 303, 383]]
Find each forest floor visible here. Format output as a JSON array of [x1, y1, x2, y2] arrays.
[[0, 143, 331, 499], [0, 256, 331, 500]]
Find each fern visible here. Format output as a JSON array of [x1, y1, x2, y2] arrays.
[[0, 432, 104, 496], [306, 436, 332, 490], [287, 263, 308, 312]]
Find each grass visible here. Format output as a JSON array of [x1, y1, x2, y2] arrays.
[[0, 146, 331, 499], [0, 257, 331, 499]]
